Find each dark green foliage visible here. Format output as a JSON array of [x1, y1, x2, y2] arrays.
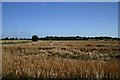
[[1, 36, 120, 41], [32, 35, 39, 42]]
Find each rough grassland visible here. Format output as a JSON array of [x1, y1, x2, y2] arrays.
[[2, 40, 120, 79]]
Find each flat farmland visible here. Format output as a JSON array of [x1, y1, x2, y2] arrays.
[[2, 40, 120, 79], [0, 40, 32, 45]]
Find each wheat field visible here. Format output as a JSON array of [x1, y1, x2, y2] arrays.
[[2, 40, 120, 79]]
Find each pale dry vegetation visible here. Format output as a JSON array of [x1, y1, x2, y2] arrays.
[[2, 40, 120, 79]]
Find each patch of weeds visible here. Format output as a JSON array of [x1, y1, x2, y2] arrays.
[[86, 44, 92, 47], [96, 45, 105, 47], [2, 41, 31, 45]]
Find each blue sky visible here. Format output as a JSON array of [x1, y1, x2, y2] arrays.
[[2, 2, 118, 38]]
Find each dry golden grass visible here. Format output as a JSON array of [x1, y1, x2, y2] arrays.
[[2, 40, 120, 79], [0, 42, 2, 79]]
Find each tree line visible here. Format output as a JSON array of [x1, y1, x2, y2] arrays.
[[1, 35, 120, 41], [40, 36, 120, 40]]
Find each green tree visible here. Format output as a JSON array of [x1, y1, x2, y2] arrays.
[[32, 35, 39, 42]]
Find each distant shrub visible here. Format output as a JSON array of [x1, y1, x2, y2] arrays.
[[32, 35, 39, 42]]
